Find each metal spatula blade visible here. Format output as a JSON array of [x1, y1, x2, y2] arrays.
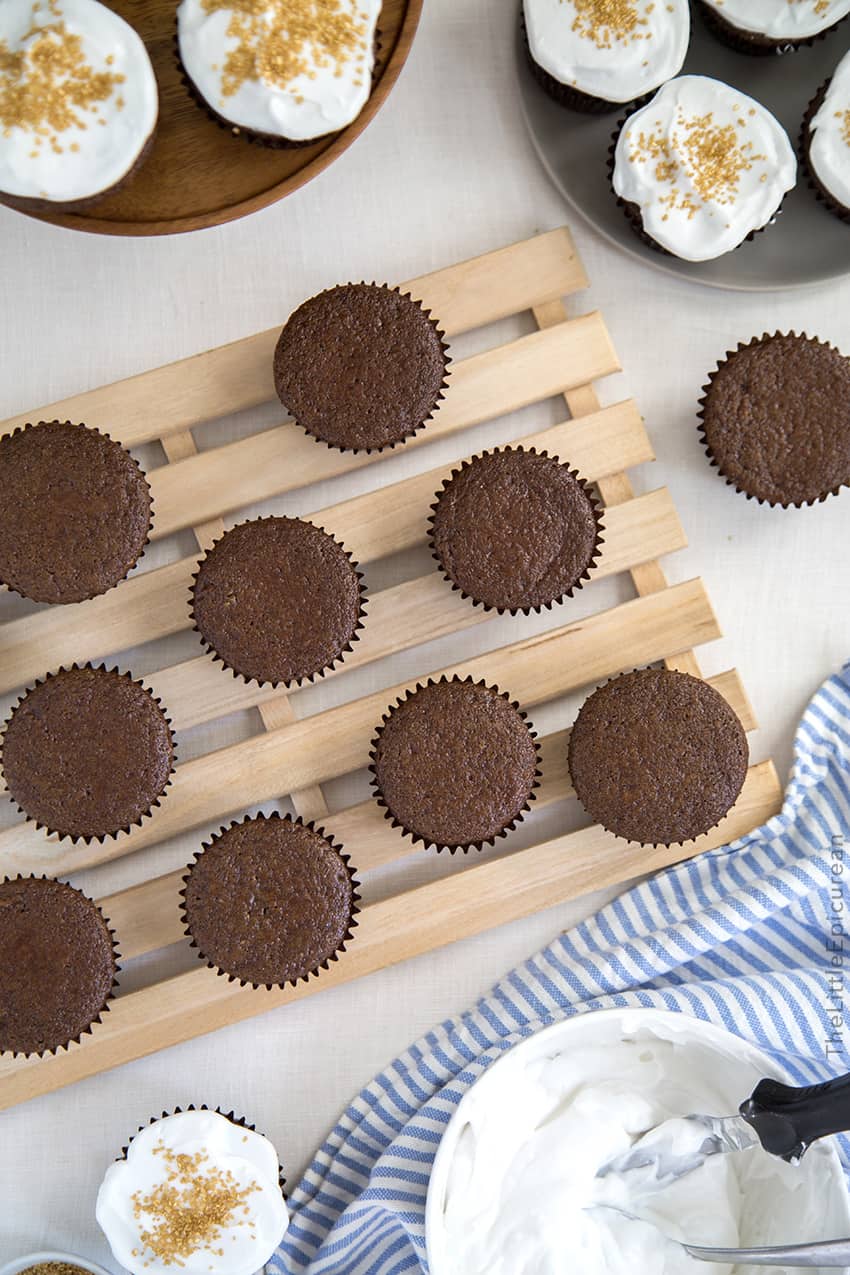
[[596, 1112, 760, 1187]]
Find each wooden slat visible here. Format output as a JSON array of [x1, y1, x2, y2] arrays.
[[0, 761, 783, 1110], [0, 578, 721, 878], [0, 406, 650, 697], [0, 229, 588, 443]]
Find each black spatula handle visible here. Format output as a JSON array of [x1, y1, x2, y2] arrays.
[[739, 1072, 850, 1162]]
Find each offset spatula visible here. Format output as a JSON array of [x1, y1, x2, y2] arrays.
[[597, 1071, 850, 1188]]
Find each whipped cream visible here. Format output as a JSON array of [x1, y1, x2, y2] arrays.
[[809, 51, 850, 211], [427, 1010, 850, 1275], [177, 0, 381, 142], [96, 1110, 289, 1275], [699, 0, 850, 40], [0, 0, 158, 205], [613, 75, 797, 261], [524, 0, 690, 105]]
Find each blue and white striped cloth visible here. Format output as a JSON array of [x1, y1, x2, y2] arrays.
[[271, 661, 850, 1275]]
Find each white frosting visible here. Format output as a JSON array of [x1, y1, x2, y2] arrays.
[[523, 0, 690, 104], [177, 0, 381, 142], [809, 50, 850, 210], [427, 1010, 850, 1275], [700, 0, 850, 40], [612, 75, 797, 261], [0, 0, 158, 204], [96, 1111, 289, 1275]]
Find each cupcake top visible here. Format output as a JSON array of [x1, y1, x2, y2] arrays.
[[371, 677, 539, 852], [0, 875, 117, 1056], [0, 0, 158, 204], [429, 448, 602, 614], [96, 1110, 289, 1275], [2, 665, 174, 842], [182, 814, 358, 987], [700, 333, 850, 507], [699, 0, 850, 39], [524, 0, 690, 104], [568, 668, 749, 846], [191, 516, 364, 686], [273, 283, 449, 452], [177, 0, 381, 142], [0, 420, 152, 604], [613, 75, 797, 261], [809, 51, 850, 211]]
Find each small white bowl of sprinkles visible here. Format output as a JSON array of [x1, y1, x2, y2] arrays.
[[0, 1253, 115, 1275]]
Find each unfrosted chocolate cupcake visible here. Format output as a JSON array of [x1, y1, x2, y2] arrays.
[[0, 875, 118, 1056], [1, 665, 175, 842], [273, 283, 449, 453], [569, 668, 749, 847], [429, 447, 603, 614], [0, 420, 152, 604], [370, 676, 540, 853], [699, 333, 850, 506], [181, 814, 359, 988], [190, 517, 365, 687]]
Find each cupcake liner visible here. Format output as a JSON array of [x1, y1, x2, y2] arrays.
[[694, 0, 845, 54], [567, 666, 749, 849], [120, 1106, 286, 1196], [427, 446, 605, 615], [520, 10, 627, 114], [0, 420, 154, 606], [368, 674, 542, 855], [799, 80, 850, 224], [697, 332, 850, 508], [179, 812, 361, 990], [0, 873, 120, 1059], [280, 284, 451, 456], [189, 516, 368, 689], [1, 664, 177, 844]]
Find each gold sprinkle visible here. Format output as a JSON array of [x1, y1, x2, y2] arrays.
[[567, 0, 654, 49], [836, 107, 850, 149]]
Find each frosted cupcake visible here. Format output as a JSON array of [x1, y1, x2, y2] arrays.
[[0, 0, 158, 211], [523, 0, 690, 112], [804, 50, 850, 222], [697, 0, 850, 53], [611, 75, 797, 261], [177, 0, 382, 146]]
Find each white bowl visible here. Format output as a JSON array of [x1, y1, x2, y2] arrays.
[[425, 1007, 850, 1275], [0, 1252, 115, 1275]]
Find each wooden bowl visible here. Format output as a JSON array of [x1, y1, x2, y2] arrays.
[[16, 0, 422, 237]]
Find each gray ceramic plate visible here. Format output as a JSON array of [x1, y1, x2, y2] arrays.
[[516, 3, 850, 291]]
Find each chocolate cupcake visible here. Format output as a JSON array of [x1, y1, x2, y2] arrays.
[[429, 447, 602, 614], [522, 0, 690, 113], [0, 875, 119, 1056], [97, 1109, 289, 1275], [802, 52, 850, 223], [273, 283, 449, 453], [181, 813, 359, 988], [0, 0, 158, 213], [177, 0, 381, 147], [0, 420, 153, 605], [370, 676, 541, 853], [699, 333, 850, 507], [190, 516, 365, 687], [611, 77, 797, 261], [1, 665, 175, 843], [569, 668, 749, 847], [697, 0, 850, 54]]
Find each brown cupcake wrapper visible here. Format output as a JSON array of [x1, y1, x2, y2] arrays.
[[179, 812, 361, 990], [175, 28, 384, 150], [189, 515, 368, 689], [0, 872, 120, 1059], [368, 673, 542, 855], [120, 1106, 287, 1196], [1, 663, 177, 844], [799, 80, 850, 224], [567, 666, 748, 849], [427, 445, 605, 616], [697, 331, 850, 508], [282, 284, 451, 456], [520, 10, 630, 114], [0, 420, 154, 606], [694, 0, 843, 54]]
